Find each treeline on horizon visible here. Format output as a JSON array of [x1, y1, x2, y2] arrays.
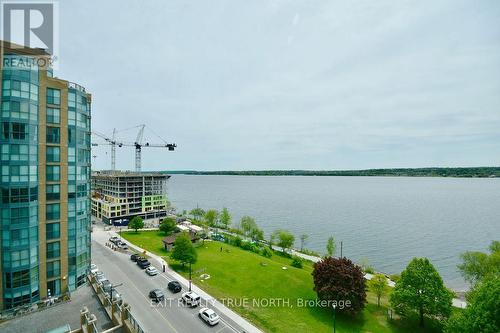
[[162, 167, 500, 178]]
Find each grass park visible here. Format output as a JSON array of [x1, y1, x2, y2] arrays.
[[121, 230, 445, 333]]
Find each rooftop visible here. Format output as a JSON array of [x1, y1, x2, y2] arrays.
[[92, 170, 170, 179], [0, 284, 121, 333]]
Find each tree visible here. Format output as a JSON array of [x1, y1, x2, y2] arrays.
[[219, 207, 232, 229], [368, 274, 388, 307], [250, 227, 264, 242], [445, 276, 500, 333], [390, 258, 453, 327], [128, 216, 144, 232], [204, 209, 219, 227], [272, 230, 295, 253], [240, 216, 256, 237], [300, 234, 309, 251], [312, 257, 366, 315], [458, 240, 500, 286], [326, 236, 336, 257], [159, 217, 177, 235], [190, 207, 205, 220], [170, 232, 197, 267]]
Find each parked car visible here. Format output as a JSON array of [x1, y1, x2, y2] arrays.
[[198, 308, 220, 326], [167, 281, 182, 293], [109, 236, 120, 244], [130, 253, 140, 262], [89, 264, 98, 274], [181, 291, 201, 307], [212, 234, 225, 242], [145, 266, 158, 276], [117, 241, 128, 249], [137, 257, 151, 269], [149, 289, 165, 302]]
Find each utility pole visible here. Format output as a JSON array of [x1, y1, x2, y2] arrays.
[[340, 241, 343, 258]]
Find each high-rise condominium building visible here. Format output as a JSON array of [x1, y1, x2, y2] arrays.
[[91, 171, 170, 225], [0, 41, 92, 309]]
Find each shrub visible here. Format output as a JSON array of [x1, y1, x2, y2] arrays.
[[261, 247, 273, 258], [233, 237, 242, 247], [291, 256, 303, 268], [389, 274, 400, 283]]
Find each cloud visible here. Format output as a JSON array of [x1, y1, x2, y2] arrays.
[[59, 0, 500, 170]]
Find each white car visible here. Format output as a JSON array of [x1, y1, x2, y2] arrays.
[[199, 307, 220, 326], [181, 291, 201, 307], [90, 264, 98, 274], [145, 266, 158, 276], [117, 241, 128, 249]]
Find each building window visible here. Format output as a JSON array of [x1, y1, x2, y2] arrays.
[[46, 165, 60, 181], [46, 184, 60, 201], [46, 242, 60, 259], [46, 146, 60, 162], [46, 88, 60, 105], [12, 123, 26, 140], [46, 108, 60, 124], [46, 223, 60, 240], [46, 261, 60, 279], [4, 270, 30, 288], [46, 203, 60, 220], [46, 127, 60, 144]]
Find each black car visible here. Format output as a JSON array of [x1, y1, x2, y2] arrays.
[[167, 280, 182, 293], [130, 253, 139, 262], [149, 289, 165, 302], [137, 257, 151, 269]]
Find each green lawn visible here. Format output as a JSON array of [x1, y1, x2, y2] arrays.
[[122, 230, 443, 333]]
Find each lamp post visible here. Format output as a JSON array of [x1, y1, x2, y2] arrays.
[[189, 262, 192, 292], [333, 304, 337, 333]]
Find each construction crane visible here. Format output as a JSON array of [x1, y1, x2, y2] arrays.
[[92, 125, 176, 172]]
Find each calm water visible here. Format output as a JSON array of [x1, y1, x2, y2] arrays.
[[167, 175, 500, 291]]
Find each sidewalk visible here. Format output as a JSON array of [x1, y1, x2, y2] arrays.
[[94, 226, 263, 333]]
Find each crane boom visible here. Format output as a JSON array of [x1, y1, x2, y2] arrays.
[[91, 125, 176, 171]]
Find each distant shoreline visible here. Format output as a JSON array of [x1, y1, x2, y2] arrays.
[[161, 167, 500, 178]]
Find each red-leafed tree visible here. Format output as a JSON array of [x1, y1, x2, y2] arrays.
[[312, 257, 367, 315]]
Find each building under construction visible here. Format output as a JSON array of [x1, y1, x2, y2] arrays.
[[91, 170, 170, 225]]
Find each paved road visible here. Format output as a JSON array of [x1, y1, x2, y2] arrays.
[[92, 240, 242, 333]]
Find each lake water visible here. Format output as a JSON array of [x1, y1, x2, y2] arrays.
[[167, 175, 500, 291]]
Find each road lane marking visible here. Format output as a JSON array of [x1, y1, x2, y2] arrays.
[[93, 241, 180, 333], [94, 233, 241, 333]]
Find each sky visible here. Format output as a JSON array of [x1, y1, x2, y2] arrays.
[[56, 0, 500, 171]]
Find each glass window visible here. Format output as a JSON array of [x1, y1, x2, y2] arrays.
[[46, 127, 60, 144], [46, 165, 60, 181], [46, 261, 60, 279], [46, 108, 60, 124], [46, 146, 60, 162], [46, 242, 60, 259], [46, 184, 60, 201], [46, 88, 60, 105], [12, 123, 26, 140], [46, 203, 60, 220], [46, 223, 60, 240]]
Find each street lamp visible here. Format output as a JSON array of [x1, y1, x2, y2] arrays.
[[189, 262, 192, 292], [333, 304, 337, 333]]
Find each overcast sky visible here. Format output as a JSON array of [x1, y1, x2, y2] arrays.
[[58, 0, 500, 171]]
